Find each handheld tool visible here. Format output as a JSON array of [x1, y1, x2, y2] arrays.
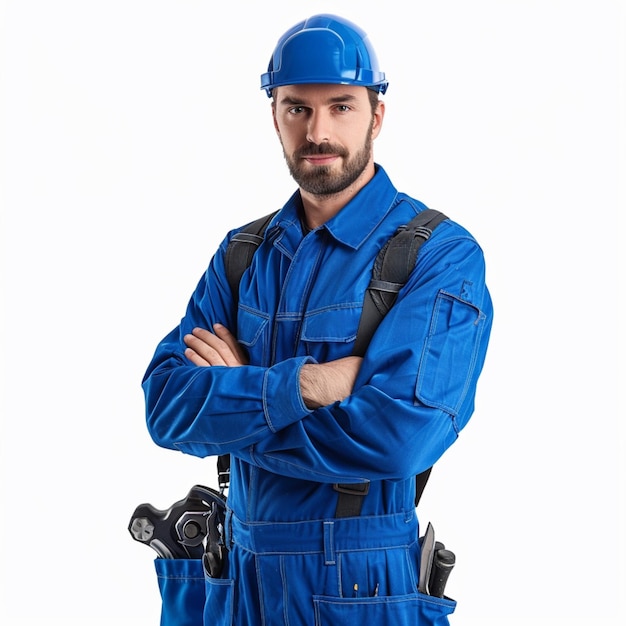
[[418, 522, 436, 594], [203, 503, 228, 577], [128, 484, 226, 559], [428, 548, 456, 598]]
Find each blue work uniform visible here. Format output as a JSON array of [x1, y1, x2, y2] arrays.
[[143, 165, 493, 625]]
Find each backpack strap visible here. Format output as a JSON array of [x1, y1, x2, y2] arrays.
[[334, 208, 447, 517], [218, 210, 278, 492], [352, 208, 448, 357], [224, 211, 278, 307]]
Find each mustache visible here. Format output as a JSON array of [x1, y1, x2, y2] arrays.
[[294, 143, 348, 159]]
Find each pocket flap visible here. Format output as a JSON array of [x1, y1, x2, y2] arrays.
[[237, 307, 270, 348], [301, 306, 361, 344]]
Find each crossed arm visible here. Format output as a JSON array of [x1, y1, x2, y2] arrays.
[[184, 325, 362, 409]]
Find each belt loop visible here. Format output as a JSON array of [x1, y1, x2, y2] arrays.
[[323, 521, 335, 565]]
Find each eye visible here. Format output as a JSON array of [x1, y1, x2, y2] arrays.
[[287, 106, 306, 115], [334, 105, 351, 113]]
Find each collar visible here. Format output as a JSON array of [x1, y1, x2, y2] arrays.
[[275, 165, 399, 251]]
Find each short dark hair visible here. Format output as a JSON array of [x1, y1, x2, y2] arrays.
[[367, 88, 381, 114]]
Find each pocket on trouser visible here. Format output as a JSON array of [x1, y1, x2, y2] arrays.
[[203, 574, 235, 625], [313, 592, 456, 626], [155, 558, 205, 626]]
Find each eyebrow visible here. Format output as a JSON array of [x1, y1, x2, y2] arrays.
[[278, 93, 359, 107]]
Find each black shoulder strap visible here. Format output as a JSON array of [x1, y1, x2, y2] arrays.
[[352, 208, 448, 357], [335, 208, 447, 517], [218, 210, 278, 492], [224, 211, 278, 306]]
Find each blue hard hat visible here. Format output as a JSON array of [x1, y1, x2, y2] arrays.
[[260, 14, 388, 97]]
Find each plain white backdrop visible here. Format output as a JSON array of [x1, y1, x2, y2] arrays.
[[1, 1, 624, 624]]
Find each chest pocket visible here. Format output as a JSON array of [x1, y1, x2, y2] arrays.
[[300, 305, 362, 362], [237, 304, 362, 365], [237, 306, 270, 365]]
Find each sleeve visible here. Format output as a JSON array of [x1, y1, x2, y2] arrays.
[[241, 226, 493, 484], [142, 235, 313, 457]]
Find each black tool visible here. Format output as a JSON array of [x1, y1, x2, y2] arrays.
[[428, 548, 456, 598], [203, 504, 227, 577], [128, 484, 226, 559]]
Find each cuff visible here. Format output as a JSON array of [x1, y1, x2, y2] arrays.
[[262, 356, 315, 432]]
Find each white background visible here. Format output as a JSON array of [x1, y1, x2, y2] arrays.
[[1, 1, 624, 624]]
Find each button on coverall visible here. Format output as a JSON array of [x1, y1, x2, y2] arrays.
[[142, 165, 493, 625]]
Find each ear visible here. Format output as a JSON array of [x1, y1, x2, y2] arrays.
[[371, 99, 385, 140], [271, 101, 281, 137]]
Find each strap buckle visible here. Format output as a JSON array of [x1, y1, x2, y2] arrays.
[[333, 482, 370, 496], [333, 482, 370, 518]]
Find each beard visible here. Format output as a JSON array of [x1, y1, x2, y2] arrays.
[[282, 125, 374, 197]]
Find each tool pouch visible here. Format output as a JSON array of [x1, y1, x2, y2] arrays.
[[416, 592, 457, 625], [153, 506, 228, 625], [155, 558, 205, 626]]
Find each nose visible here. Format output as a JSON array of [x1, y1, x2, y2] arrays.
[[306, 110, 331, 144]]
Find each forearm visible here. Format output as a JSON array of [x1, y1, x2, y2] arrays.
[[143, 331, 312, 456], [299, 356, 363, 409], [246, 384, 459, 484]]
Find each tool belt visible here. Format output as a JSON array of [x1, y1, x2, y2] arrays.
[[129, 484, 456, 598]]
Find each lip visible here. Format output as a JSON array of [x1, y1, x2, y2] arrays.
[[303, 155, 339, 166]]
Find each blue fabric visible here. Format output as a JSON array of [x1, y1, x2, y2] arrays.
[[144, 165, 492, 624], [155, 515, 457, 626], [155, 558, 205, 626]]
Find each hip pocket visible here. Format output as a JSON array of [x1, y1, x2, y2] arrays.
[[155, 558, 206, 626], [313, 592, 456, 626]]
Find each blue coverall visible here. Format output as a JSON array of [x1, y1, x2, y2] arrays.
[[143, 165, 493, 625]]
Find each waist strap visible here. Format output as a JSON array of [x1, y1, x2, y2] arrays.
[[226, 509, 417, 555]]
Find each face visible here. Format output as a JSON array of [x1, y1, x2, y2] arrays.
[[272, 84, 384, 197]]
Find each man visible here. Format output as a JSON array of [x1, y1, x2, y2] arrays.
[[141, 13, 492, 626]]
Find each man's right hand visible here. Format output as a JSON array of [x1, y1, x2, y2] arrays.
[[299, 356, 363, 409], [183, 324, 248, 367]]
